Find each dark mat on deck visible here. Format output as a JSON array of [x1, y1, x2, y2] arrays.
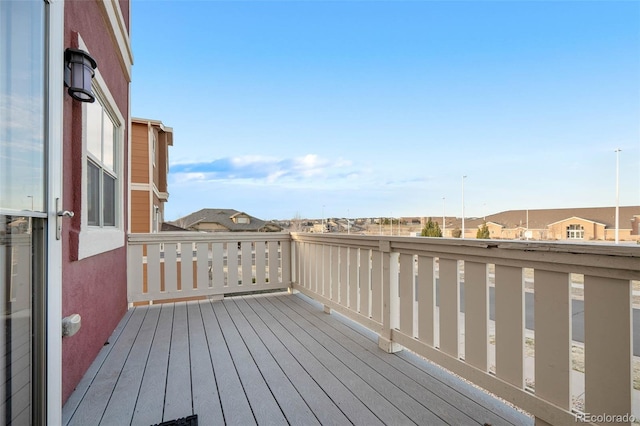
[[151, 414, 197, 426]]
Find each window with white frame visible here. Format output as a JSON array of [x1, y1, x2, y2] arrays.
[[86, 98, 118, 227], [76, 45, 126, 260], [566, 224, 584, 239]]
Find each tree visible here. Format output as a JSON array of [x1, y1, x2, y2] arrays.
[[421, 217, 442, 237], [290, 212, 303, 232], [452, 227, 462, 238], [476, 222, 490, 239]]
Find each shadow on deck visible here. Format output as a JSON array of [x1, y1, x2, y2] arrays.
[[62, 291, 533, 425]]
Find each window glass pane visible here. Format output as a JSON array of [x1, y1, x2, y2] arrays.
[[0, 215, 36, 424], [87, 161, 100, 226], [0, 0, 45, 213], [103, 172, 115, 226], [102, 110, 114, 171], [86, 100, 102, 160]]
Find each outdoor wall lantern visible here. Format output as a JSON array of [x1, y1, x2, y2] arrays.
[[64, 48, 97, 103]]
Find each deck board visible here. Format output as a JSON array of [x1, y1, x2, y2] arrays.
[[242, 296, 383, 426], [130, 304, 173, 426], [63, 292, 533, 426], [284, 293, 532, 426], [270, 294, 456, 425], [164, 302, 193, 421], [223, 299, 320, 425], [212, 299, 289, 425], [256, 295, 416, 425], [199, 298, 256, 426], [101, 305, 160, 425], [186, 301, 225, 426], [234, 297, 353, 425], [66, 308, 147, 426]]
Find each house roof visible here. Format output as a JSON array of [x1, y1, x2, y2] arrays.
[[173, 208, 281, 232], [484, 206, 639, 229], [160, 222, 189, 232], [131, 117, 174, 146]]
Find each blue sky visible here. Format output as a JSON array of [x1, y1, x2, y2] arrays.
[[131, 0, 640, 222]]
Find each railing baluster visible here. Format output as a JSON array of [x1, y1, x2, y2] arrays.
[[584, 275, 632, 422], [399, 253, 414, 337], [495, 265, 524, 387], [348, 248, 358, 310], [268, 240, 279, 285], [439, 258, 460, 357], [302, 241, 307, 287], [330, 246, 339, 302], [339, 246, 348, 306], [371, 250, 382, 322], [227, 242, 239, 288], [147, 244, 161, 299], [255, 241, 266, 285], [311, 244, 322, 293], [196, 242, 208, 289], [241, 241, 252, 286], [164, 243, 178, 293], [464, 261, 489, 371], [179, 243, 193, 291], [417, 255, 435, 346], [212, 242, 224, 289], [322, 244, 330, 297], [360, 249, 371, 317], [534, 269, 571, 422]]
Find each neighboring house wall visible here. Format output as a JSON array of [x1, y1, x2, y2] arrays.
[[130, 118, 173, 234], [548, 218, 605, 241], [62, 0, 132, 404], [131, 122, 149, 184], [131, 191, 151, 233]]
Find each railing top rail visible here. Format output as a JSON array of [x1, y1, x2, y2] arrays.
[[291, 232, 640, 279], [128, 231, 290, 244]]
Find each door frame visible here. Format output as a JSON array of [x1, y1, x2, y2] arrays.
[[45, 0, 64, 424]]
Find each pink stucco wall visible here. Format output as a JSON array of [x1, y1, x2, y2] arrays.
[[61, 0, 130, 403]]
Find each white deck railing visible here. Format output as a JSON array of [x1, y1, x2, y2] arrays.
[[127, 232, 291, 303], [127, 231, 640, 425], [290, 233, 640, 426]]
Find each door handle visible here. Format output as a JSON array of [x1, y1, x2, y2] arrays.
[[56, 198, 74, 240]]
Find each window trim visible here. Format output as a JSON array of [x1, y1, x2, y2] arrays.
[[77, 37, 125, 260]]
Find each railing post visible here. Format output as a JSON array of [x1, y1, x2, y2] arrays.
[[288, 238, 296, 294], [378, 240, 402, 353]]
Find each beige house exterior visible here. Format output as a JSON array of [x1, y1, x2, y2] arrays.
[[174, 209, 282, 232], [130, 118, 173, 233], [469, 206, 639, 241], [418, 206, 639, 241]]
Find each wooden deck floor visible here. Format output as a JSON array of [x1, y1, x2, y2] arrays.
[[62, 292, 533, 426]]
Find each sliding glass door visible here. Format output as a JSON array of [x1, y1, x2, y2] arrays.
[[0, 1, 48, 424]]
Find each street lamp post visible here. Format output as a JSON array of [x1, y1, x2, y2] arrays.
[[322, 205, 325, 234], [442, 197, 446, 237], [462, 176, 467, 239], [615, 148, 621, 244]]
